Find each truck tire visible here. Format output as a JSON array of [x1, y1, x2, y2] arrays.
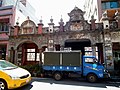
[[0, 79, 8, 90], [87, 73, 97, 83], [53, 72, 62, 81]]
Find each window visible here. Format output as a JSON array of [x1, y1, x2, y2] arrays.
[[0, 60, 17, 70], [0, 0, 2, 7], [85, 58, 98, 64], [0, 47, 6, 60], [110, 2, 118, 8], [0, 23, 9, 32], [27, 49, 40, 61], [102, 1, 118, 10], [113, 51, 120, 61], [27, 49, 35, 61], [85, 58, 94, 63], [84, 47, 98, 59]]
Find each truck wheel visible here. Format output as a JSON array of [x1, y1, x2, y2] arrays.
[[0, 80, 7, 90], [87, 73, 97, 83], [54, 72, 62, 81]]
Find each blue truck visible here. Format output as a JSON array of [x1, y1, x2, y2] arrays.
[[42, 51, 110, 83]]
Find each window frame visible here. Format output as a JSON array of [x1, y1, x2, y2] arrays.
[[26, 49, 36, 61], [102, 1, 118, 10]]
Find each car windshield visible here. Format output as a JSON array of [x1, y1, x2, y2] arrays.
[[0, 60, 18, 70]]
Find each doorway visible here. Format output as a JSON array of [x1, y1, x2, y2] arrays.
[[17, 42, 39, 65], [65, 39, 91, 56]]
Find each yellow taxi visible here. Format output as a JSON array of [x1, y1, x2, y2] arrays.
[[0, 60, 31, 90]]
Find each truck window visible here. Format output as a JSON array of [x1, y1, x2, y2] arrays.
[[85, 58, 98, 64]]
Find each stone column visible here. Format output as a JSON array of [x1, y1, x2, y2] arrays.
[[7, 47, 11, 62], [101, 11, 109, 30], [92, 45, 96, 56], [115, 10, 120, 28], [39, 49, 43, 66], [48, 39, 54, 51], [103, 30, 114, 70], [59, 16, 64, 32], [48, 16, 54, 33], [90, 15, 96, 30], [6, 43, 9, 61], [38, 19, 44, 34], [9, 47, 15, 63], [14, 49, 18, 65], [14, 23, 20, 36]]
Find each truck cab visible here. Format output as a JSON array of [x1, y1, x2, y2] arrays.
[[82, 56, 110, 82]]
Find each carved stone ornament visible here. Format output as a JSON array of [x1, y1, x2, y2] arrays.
[[70, 22, 83, 31], [19, 19, 36, 34], [111, 32, 120, 40], [69, 33, 85, 39]]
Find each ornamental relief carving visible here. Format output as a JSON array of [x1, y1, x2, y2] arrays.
[[70, 22, 83, 31], [69, 33, 85, 39], [83, 21, 90, 30], [19, 20, 36, 35], [9, 39, 16, 46], [111, 32, 120, 40]]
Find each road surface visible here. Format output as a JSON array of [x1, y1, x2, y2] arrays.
[[12, 77, 120, 90]]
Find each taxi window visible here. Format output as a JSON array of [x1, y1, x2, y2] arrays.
[[0, 60, 17, 70]]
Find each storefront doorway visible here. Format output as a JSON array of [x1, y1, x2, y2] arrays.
[[65, 39, 91, 56], [113, 42, 120, 74], [113, 51, 120, 70], [0, 45, 6, 60]]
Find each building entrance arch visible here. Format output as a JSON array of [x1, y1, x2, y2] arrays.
[[17, 41, 39, 65]]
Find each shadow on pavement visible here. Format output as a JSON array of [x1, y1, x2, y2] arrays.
[[9, 77, 120, 90], [32, 77, 108, 88]]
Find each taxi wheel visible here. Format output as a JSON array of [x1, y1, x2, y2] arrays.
[[0, 80, 7, 90]]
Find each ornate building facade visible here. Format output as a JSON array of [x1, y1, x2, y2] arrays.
[[0, 0, 38, 61], [84, 0, 120, 74], [8, 7, 120, 73]]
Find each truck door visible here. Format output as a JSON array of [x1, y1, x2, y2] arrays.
[[83, 57, 98, 74], [82, 56, 99, 82]]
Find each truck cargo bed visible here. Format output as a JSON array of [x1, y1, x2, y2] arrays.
[[43, 51, 81, 66], [43, 65, 82, 72]]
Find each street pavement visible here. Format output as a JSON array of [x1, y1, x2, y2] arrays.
[[12, 77, 120, 90]]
